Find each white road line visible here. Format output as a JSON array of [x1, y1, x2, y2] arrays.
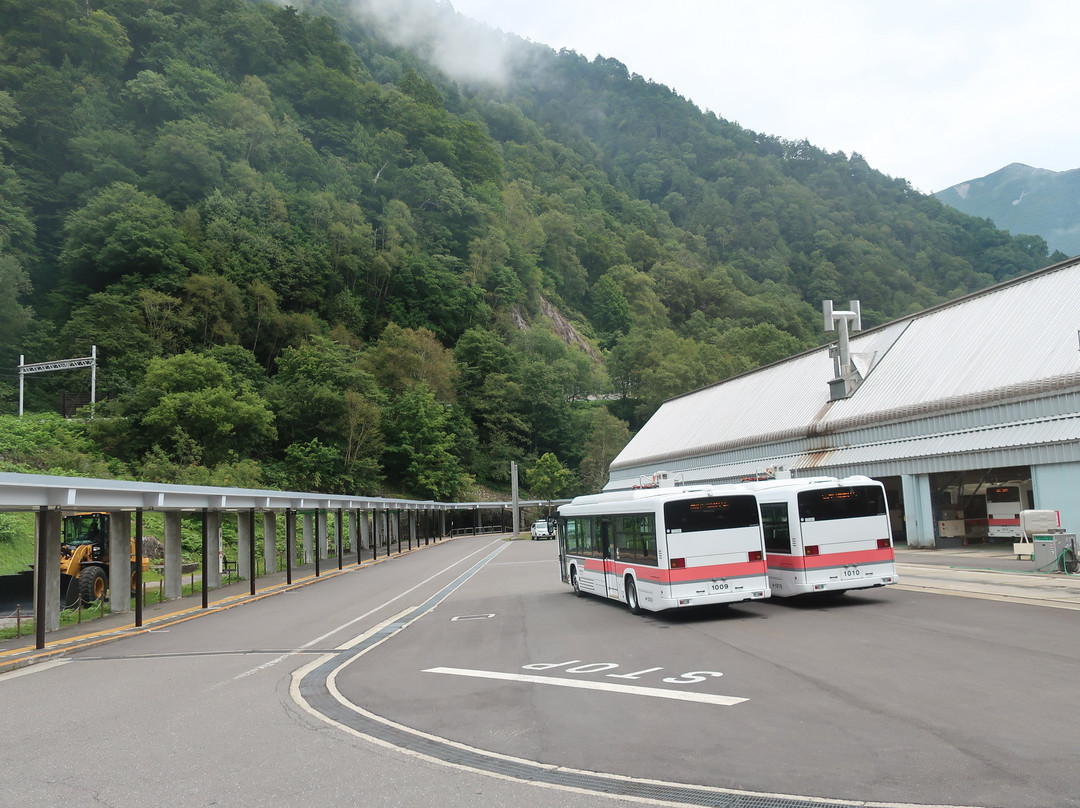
[[235, 537, 506, 680], [0, 659, 70, 682], [423, 666, 748, 706]]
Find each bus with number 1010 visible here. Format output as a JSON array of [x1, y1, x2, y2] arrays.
[[557, 484, 770, 614], [744, 475, 897, 596]]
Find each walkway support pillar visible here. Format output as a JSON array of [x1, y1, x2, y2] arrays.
[[246, 508, 257, 596], [262, 512, 277, 575], [34, 507, 61, 642], [285, 509, 295, 585], [109, 511, 131, 615], [206, 510, 222, 589], [134, 510, 144, 627], [336, 509, 344, 570], [359, 511, 370, 563], [238, 510, 252, 581], [164, 511, 182, 600], [302, 512, 314, 564]]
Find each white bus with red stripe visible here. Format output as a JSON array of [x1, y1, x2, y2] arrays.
[[985, 482, 1032, 540], [557, 485, 770, 613], [745, 475, 897, 596]]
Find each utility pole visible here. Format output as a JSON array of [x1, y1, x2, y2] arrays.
[[511, 461, 520, 539]]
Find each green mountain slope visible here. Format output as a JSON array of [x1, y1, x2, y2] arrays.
[[0, 0, 1063, 497], [935, 163, 1080, 258]]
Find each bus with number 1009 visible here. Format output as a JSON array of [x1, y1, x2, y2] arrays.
[[557, 484, 770, 613], [744, 475, 897, 596]]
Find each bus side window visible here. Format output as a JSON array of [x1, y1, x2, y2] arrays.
[[614, 514, 658, 566], [600, 519, 613, 559], [760, 503, 791, 554]]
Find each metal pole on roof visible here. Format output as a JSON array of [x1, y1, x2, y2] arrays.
[[823, 300, 862, 378]]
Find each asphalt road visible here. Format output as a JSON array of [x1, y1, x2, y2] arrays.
[[1, 535, 1077, 808]]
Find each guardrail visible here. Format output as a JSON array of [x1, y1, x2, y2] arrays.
[[450, 525, 507, 536]]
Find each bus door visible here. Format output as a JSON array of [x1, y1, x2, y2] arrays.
[[760, 501, 799, 590], [599, 518, 620, 599], [557, 518, 568, 583]]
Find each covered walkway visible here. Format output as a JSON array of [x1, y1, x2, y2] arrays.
[[0, 471, 558, 647]]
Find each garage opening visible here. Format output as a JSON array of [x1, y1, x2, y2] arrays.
[[929, 466, 1032, 547]]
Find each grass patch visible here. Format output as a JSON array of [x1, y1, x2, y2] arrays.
[[0, 513, 35, 575], [0, 598, 114, 640]]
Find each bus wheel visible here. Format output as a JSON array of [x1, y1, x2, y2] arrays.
[[571, 568, 583, 596], [625, 578, 641, 615]]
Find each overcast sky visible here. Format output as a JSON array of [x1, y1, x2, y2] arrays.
[[445, 0, 1079, 193]]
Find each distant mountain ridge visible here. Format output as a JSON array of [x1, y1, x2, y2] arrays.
[[936, 163, 1080, 258]]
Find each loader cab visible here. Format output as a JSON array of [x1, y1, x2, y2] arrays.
[[63, 513, 108, 558]]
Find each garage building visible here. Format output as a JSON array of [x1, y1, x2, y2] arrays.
[[606, 257, 1080, 547]]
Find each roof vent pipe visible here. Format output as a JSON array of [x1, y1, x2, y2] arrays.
[[823, 300, 862, 400]]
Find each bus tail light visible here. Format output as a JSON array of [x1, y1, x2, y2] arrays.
[[877, 538, 891, 549], [671, 558, 686, 569], [748, 550, 763, 562], [805, 545, 819, 556]]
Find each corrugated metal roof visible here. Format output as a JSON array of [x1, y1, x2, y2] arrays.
[[611, 259, 1080, 479], [606, 413, 1080, 490]]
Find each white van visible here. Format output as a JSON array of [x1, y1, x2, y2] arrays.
[[530, 519, 554, 540]]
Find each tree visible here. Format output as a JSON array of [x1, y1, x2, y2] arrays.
[[590, 273, 631, 339], [115, 352, 276, 466], [0, 247, 33, 353], [58, 183, 203, 292], [182, 274, 245, 347], [362, 322, 458, 402], [382, 384, 473, 501], [578, 409, 631, 493], [59, 292, 160, 394], [266, 336, 385, 494], [144, 121, 224, 207], [526, 452, 573, 518]]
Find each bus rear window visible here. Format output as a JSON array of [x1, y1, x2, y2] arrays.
[[986, 486, 1019, 503], [797, 486, 885, 521], [664, 496, 759, 533]]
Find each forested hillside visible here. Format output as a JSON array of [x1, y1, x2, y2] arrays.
[[936, 163, 1080, 258], [0, 0, 1062, 499]]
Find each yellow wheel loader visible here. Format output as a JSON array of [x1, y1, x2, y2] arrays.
[[60, 513, 146, 608]]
